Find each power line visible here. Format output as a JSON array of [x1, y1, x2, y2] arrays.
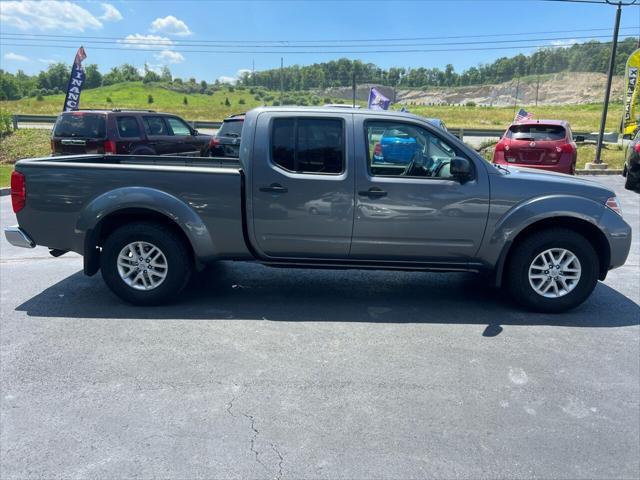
[[1, 26, 638, 45], [2, 32, 639, 49], [2, 38, 638, 54]]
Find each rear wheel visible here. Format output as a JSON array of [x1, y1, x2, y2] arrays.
[[624, 170, 639, 191], [506, 228, 599, 312], [100, 222, 192, 305]]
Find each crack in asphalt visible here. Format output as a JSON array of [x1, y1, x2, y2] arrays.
[[270, 442, 284, 480], [225, 386, 285, 479]]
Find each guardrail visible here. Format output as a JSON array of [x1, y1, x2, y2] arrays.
[[11, 114, 618, 143]]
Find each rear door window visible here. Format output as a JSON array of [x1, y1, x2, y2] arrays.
[[54, 114, 106, 138], [271, 118, 344, 174], [166, 117, 192, 136], [117, 116, 140, 138], [143, 116, 169, 136], [507, 125, 566, 141]]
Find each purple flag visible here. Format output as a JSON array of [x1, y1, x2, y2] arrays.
[[368, 87, 390, 110]]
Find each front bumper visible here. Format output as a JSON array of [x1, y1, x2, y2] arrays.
[[4, 226, 35, 248]]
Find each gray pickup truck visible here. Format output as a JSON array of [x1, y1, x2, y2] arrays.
[[5, 107, 632, 312]]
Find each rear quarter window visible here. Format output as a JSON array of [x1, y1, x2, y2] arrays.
[[54, 114, 106, 138]]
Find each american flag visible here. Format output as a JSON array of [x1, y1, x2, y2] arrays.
[[514, 108, 533, 122], [73, 46, 87, 67]]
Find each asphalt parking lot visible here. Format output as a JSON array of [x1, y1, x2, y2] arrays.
[[0, 176, 638, 479]]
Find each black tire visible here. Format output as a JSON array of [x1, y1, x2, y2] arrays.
[[505, 228, 599, 313], [100, 222, 192, 305], [624, 171, 639, 191]]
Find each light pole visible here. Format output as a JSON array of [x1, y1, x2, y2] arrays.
[[590, 0, 638, 169]]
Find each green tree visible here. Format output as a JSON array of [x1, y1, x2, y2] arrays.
[[160, 66, 172, 82], [147, 94, 154, 104], [84, 64, 102, 89]]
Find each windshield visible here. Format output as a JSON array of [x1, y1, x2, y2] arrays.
[[218, 119, 243, 137], [54, 114, 106, 138], [507, 124, 566, 141]]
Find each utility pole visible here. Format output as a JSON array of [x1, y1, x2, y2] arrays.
[[513, 77, 520, 116], [252, 58, 255, 87], [280, 57, 284, 106], [591, 2, 623, 168], [535, 74, 540, 107], [352, 70, 356, 108]]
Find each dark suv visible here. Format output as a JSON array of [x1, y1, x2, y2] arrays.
[[205, 113, 244, 158], [51, 110, 211, 156]]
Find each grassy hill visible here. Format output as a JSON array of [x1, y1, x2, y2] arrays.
[[0, 81, 347, 119]]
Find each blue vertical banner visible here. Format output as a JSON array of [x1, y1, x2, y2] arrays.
[[62, 46, 87, 112], [368, 87, 390, 110]]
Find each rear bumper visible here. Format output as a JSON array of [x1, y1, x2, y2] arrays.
[[4, 226, 35, 248], [494, 159, 573, 174]]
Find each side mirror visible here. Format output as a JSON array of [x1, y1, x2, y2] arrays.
[[191, 128, 199, 135], [450, 157, 472, 180], [574, 135, 585, 143]]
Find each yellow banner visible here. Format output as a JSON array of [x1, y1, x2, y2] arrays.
[[622, 48, 640, 136]]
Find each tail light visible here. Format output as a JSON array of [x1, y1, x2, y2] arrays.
[[209, 137, 220, 147], [559, 143, 575, 154], [10, 171, 26, 213], [634, 143, 640, 153], [103, 139, 116, 154], [373, 143, 382, 157], [605, 196, 623, 216]]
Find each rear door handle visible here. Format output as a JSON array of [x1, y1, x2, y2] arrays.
[[358, 187, 387, 198], [260, 183, 288, 194]]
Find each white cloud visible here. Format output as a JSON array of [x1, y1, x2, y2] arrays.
[[551, 38, 578, 47], [155, 50, 185, 64], [100, 3, 122, 22], [3, 52, 30, 62], [218, 69, 252, 85], [119, 34, 174, 50], [0, 1, 102, 32], [38, 58, 58, 64], [150, 15, 192, 36]]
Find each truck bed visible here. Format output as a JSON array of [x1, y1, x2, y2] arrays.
[[14, 154, 251, 261]]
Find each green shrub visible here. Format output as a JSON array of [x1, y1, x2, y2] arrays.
[[224, 97, 231, 107], [106, 97, 112, 103], [0, 112, 13, 136], [36, 94, 44, 101], [466, 101, 476, 107], [147, 94, 154, 104], [228, 86, 235, 92], [238, 98, 246, 105], [183, 96, 188, 105]]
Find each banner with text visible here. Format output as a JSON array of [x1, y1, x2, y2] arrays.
[[62, 47, 87, 112], [622, 48, 640, 136]]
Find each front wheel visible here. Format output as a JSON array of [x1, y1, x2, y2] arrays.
[[506, 228, 599, 313], [100, 222, 193, 305]]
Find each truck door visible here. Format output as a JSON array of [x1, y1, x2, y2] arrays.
[[350, 117, 490, 262], [250, 113, 354, 259]]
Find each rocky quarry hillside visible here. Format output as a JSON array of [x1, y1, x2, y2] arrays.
[[321, 73, 623, 106]]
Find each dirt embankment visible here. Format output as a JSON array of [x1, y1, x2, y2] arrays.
[[321, 73, 623, 106]]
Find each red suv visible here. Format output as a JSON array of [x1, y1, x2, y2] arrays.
[[493, 120, 579, 175]]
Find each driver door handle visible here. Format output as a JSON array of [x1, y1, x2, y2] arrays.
[[260, 183, 288, 194], [358, 187, 387, 199]]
